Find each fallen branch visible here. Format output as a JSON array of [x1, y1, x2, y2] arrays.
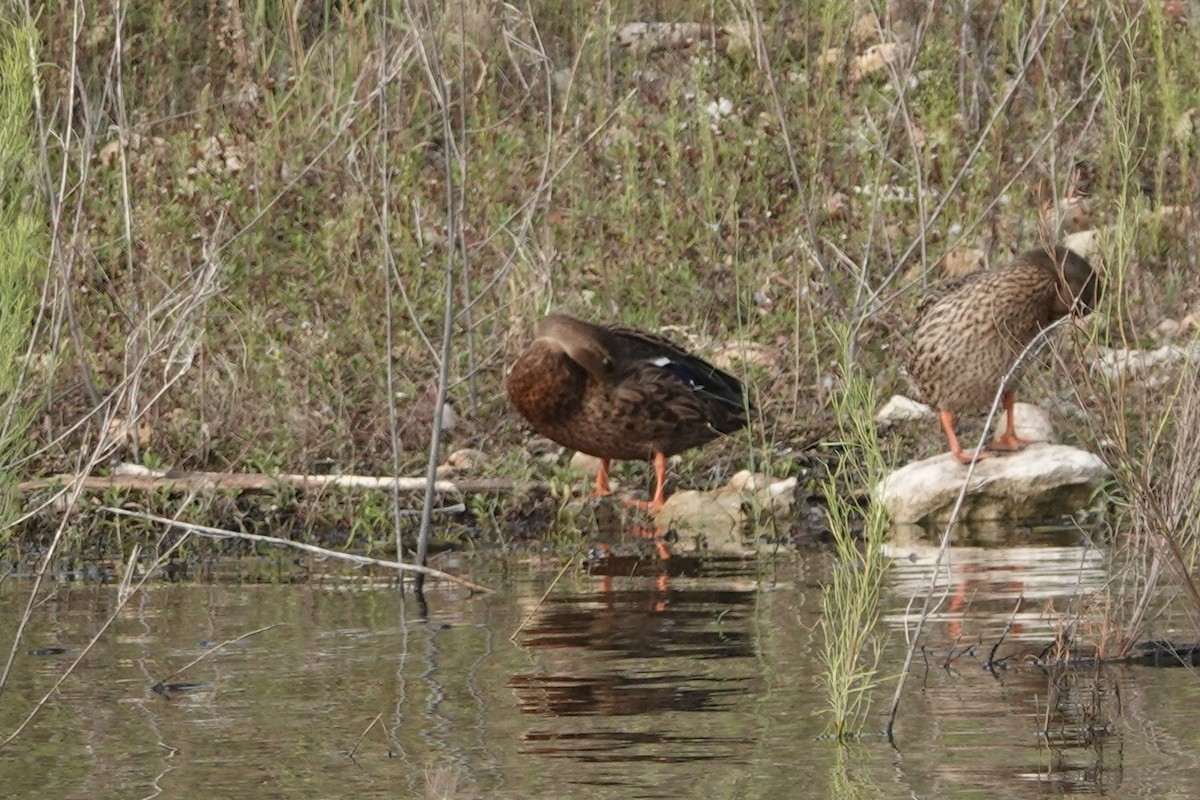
[[101, 507, 495, 594], [21, 471, 538, 496]]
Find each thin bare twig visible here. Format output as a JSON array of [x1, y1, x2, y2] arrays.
[[986, 594, 1025, 671], [109, 0, 142, 460], [373, 5, 406, 589], [405, 0, 462, 591], [347, 713, 385, 760]]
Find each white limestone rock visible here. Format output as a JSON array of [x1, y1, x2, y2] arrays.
[[991, 402, 1055, 445], [875, 394, 934, 429], [878, 443, 1108, 525], [1092, 341, 1200, 388], [568, 451, 606, 477]]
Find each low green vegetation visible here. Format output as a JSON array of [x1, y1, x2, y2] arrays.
[[11, 0, 1194, 483]]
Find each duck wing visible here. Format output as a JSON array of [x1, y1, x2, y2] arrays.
[[601, 323, 748, 413], [914, 270, 987, 321]]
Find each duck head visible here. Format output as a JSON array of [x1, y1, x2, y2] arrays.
[[1050, 245, 1102, 317], [535, 313, 616, 380]]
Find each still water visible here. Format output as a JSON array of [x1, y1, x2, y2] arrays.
[[1, 530, 1198, 799]]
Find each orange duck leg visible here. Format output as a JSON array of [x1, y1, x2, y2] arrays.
[[591, 458, 613, 497], [940, 409, 990, 464], [626, 452, 669, 514], [989, 392, 1040, 452]]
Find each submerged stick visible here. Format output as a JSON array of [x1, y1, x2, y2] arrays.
[[101, 507, 494, 594], [985, 594, 1024, 671], [509, 551, 581, 642], [152, 623, 281, 691], [348, 713, 385, 761]]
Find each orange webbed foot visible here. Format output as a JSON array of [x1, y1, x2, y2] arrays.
[[617, 452, 669, 514], [990, 392, 1040, 452], [624, 497, 665, 514], [587, 458, 614, 499], [988, 432, 1040, 452], [951, 448, 990, 464]]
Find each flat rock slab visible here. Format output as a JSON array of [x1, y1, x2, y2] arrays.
[[878, 444, 1108, 525]]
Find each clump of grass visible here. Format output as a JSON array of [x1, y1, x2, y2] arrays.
[[816, 320, 891, 740], [0, 19, 46, 529]]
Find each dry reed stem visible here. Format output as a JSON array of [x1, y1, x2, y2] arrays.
[[509, 550, 582, 641], [347, 712, 385, 760]]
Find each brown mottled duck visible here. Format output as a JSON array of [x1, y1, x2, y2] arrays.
[[907, 245, 1101, 463], [507, 313, 749, 512]]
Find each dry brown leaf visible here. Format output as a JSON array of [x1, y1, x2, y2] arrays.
[[437, 448, 488, 477], [817, 48, 843, 69], [851, 43, 904, 81], [711, 342, 778, 371], [1156, 317, 1182, 339], [105, 416, 152, 447], [1163, 0, 1189, 23], [1173, 108, 1196, 145], [1154, 205, 1195, 240], [723, 20, 753, 55], [1179, 310, 1200, 336], [908, 122, 927, 149], [98, 139, 121, 168], [851, 13, 881, 49], [444, 448, 486, 470], [1040, 196, 1093, 238], [824, 191, 849, 220]]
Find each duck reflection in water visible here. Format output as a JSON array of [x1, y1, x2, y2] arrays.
[[588, 521, 674, 611], [509, 548, 756, 722]]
